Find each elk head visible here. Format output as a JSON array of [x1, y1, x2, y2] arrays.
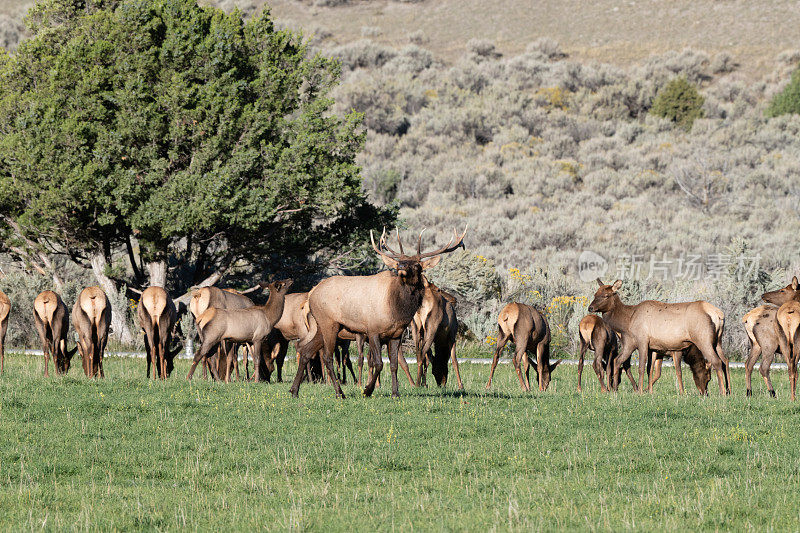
[[370, 227, 467, 287], [533, 359, 562, 390], [761, 276, 800, 306], [588, 279, 623, 313]]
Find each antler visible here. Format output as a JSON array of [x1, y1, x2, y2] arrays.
[[417, 225, 468, 259], [416, 229, 426, 255], [371, 229, 403, 260], [379, 227, 402, 256]]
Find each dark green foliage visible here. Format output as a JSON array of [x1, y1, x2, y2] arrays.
[[766, 67, 800, 117], [650, 76, 705, 129], [0, 0, 393, 291]]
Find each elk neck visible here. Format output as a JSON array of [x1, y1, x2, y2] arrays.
[[388, 272, 426, 324], [261, 288, 287, 325], [600, 293, 635, 335]]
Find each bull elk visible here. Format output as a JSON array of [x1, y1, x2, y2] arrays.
[[411, 282, 464, 390], [189, 286, 258, 381], [576, 314, 636, 392], [71, 287, 111, 378], [33, 290, 77, 376], [291, 227, 467, 399], [485, 302, 560, 392], [0, 289, 9, 374], [587, 279, 731, 395], [138, 286, 181, 379], [187, 279, 293, 382], [766, 276, 800, 400]]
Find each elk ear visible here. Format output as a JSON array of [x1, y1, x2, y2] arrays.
[[380, 255, 399, 270], [611, 280, 622, 292], [596, 278, 604, 287], [276, 279, 293, 292], [792, 276, 799, 290], [420, 255, 442, 270]]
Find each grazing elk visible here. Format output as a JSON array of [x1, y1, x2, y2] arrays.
[[485, 302, 560, 392], [72, 287, 111, 378], [587, 279, 731, 395], [189, 286, 258, 381], [767, 277, 800, 400], [291, 227, 467, 399], [576, 314, 636, 392], [646, 345, 712, 395], [0, 289, 10, 374], [33, 290, 76, 376], [412, 282, 464, 390], [187, 279, 292, 382], [138, 286, 180, 379]]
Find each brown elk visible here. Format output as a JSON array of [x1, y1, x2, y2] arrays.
[[291, 227, 467, 399], [187, 279, 292, 382], [138, 286, 180, 379], [71, 287, 111, 378], [765, 277, 800, 400], [646, 345, 712, 395], [587, 279, 731, 395], [33, 290, 77, 376], [0, 289, 10, 374], [742, 304, 781, 397], [485, 302, 560, 392], [189, 286, 257, 381], [411, 282, 464, 390], [576, 314, 636, 392]]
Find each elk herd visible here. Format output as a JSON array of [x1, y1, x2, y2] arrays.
[[1, 228, 800, 401]]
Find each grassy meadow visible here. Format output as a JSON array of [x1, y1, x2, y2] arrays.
[[2, 352, 800, 531]]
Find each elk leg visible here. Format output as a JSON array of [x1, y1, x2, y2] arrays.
[[512, 345, 529, 392], [486, 328, 510, 390], [744, 341, 761, 397], [592, 353, 606, 392], [760, 349, 776, 397], [388, 337, 402, 398], [363, 335, 383, 398], [648, 355, 662, 393], [696, 340, 727, 396], [397, 346, 415, 387], [344, 352, 357, 384], [613, 341, 637, 392], [450, 340, 464, 391], [187, 337, 218, 380], [672, 351, 685, 395], [714, 342, 732, 395], [577, 336, 588, 392], [636, 342, 650, 394], [622, 359, 638, 391]]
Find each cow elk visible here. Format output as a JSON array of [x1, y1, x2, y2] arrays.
[[576, 314, 636, 392], [412, 282, 464, 390], [742, 305, 781, 397], [33, 290, 76, 376], [765, 276, 800, 400], [486, 302, 560, 392], [72, 287, 111, 378], [187, 279, 293, 382], [0, 289, 10, 374], [587, 279, 731, 395], [291, 227, 467, 399], [189, 286, 258, 381], [138, 286, 180, 379]]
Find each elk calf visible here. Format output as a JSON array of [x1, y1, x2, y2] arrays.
[[188, 280, 292, 382], [486, 302, 560, 392], [576, 314, 636, 392], [72, 287, 111, 378], [0, 290, 9, 374], [742, 304, 781, 397], [412, 282, 464, 390], [33, 290, 76, 376], [138, 287, 180, 379]]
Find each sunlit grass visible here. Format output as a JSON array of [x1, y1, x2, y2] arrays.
[[0, 352, 798, 531]]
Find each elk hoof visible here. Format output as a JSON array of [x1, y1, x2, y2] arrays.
[[769, 390, 776, 398], [746, 389, 752, 397], [289, 388, 299, 398]]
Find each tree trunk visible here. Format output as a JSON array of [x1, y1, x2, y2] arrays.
[[90, 252, 136, 346], [147, 260, 167, 288]]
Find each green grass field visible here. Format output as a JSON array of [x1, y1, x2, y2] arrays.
[[1, 352, 799, 531]]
